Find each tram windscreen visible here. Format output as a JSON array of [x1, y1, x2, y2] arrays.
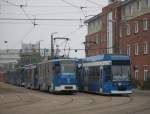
[[112, 65, 130, 81], [61, 60, 76, 73]]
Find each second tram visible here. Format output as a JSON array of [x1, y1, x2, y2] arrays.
[[77, 54, 133, 95]]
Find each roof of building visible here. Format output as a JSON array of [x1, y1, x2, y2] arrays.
[[117, 0, 134, 7], [84, 13, 102, 23]]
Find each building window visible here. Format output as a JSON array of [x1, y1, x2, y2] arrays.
[[135, 43, 139, 55], [95, 34, 100, 44], [127, 44, 131, 56], [137, 0, 142, 11], [120, 49, 122, 54], [143, 18, 148, 31], [144, 41, 148, 54], [148, 0, 150, 7], [126, 24, 131, 36], [119, 26, 122, 38], [134, 21, 139, 33], [144, 65, 149, 81], [135, 69, 139, 80], [143, 0, 148, 8]]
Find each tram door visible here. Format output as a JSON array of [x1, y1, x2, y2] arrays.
[[99, 66, 103, 93], [84, 67, 89, 91]]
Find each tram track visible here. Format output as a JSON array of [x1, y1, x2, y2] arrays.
[[40, 94, 96, 114], [125, 98, 150, 114], [49, 95, 133, 114], [1, 82, 150, 114], [42, 93, 113, 114], [0, 92, 41, 110]]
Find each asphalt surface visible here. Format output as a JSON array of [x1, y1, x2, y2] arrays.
[[0, 82, 150, 114]]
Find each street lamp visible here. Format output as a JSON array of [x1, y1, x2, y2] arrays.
[[51, 32, 58, 58], [38, 40, 44, 54], [4, 41, 8, 52]]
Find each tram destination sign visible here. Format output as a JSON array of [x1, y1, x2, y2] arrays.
[[83, 61, 112, 67]]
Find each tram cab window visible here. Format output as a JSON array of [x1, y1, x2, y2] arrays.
[[112, 65, 130, 81], [61, 61, 76, 73]]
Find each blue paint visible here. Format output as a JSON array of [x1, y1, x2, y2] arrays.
[[53, 73, 77, 86], [77, 54, 133, 95]]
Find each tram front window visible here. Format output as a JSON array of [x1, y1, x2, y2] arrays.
[[61, 64, 75, 73], [112, 66, 130, 81]]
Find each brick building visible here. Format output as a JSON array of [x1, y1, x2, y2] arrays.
[[85, 0, 150, 89]]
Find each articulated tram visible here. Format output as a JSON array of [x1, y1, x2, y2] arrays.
[[4, 59, 78, 93], [38, 59, 78, 93], [77, 54, 133, 95]]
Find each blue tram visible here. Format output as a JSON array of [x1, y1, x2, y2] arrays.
[[24, 64, 38, 89], [77, 54, 133, 95], [38, 59, 78, 93]]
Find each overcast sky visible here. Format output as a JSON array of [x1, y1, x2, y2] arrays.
[[0, 0, 108, 58]]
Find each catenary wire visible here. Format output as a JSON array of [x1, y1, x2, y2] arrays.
[[86, 0, 104, 7], [0, 18, 84, 21]]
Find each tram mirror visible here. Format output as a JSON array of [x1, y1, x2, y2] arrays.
[[78, 64, 82, 69]]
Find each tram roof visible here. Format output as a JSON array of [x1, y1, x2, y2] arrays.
[[82, 54, 130, 62], [49, 58, 77, 62]]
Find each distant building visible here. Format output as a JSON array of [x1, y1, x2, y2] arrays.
[[0, 49, 20, 72], [85, 0, 150, 89], [21, 42, 40, 53]]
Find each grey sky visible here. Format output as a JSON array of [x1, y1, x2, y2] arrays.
[[0, 0, 108, 58]]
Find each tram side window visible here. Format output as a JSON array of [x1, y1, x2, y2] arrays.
[[88, 66, 100, 82], [53, 64, 61, 74], [104, 66, 111, 82]]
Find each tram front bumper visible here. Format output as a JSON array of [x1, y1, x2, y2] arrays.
[[111, 90, 133, 94], [55, 85, 77, 92]]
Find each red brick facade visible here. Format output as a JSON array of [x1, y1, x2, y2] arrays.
[[119, 12, 150, 88]]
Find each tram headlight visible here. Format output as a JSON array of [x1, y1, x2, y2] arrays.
[[118, 82, 122, 86]]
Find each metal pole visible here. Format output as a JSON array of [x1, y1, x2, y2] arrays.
[[51, 34, 54, 58]]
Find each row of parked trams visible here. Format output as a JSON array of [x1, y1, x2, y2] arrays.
[[4, 54, 133, 95]]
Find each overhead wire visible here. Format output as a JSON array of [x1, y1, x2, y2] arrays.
[[13, 25, 35, 49], [86, 0, 104, 7], [1, 0, 36, 26], [20, 6, 35, 25], [0, 18, 84, 21], [60, 0, 80, 9], [0, 0, 103, 52], [60, 0, 87, 18], [1, 0, 19, 7], [63, 24, 85, 37]]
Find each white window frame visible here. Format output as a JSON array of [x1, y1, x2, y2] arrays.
[[144, 41, 148, 54], [127, 44, 131, 56], [144, 65, 149, 81], [119, 26, 123, 38], [135, 21, 139, 33], [126, 24, 131, 36], [95, 34, 100, 44], [138, 0, 142, 11], [143, 18, 148, 31], [135, 69, 139, 80], [135, 43, 139, 55], [148, 0, 150, 7], [143, 0, 148, 8]]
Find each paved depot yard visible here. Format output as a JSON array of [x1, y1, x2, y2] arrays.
[[0, 82, 150, 114]]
